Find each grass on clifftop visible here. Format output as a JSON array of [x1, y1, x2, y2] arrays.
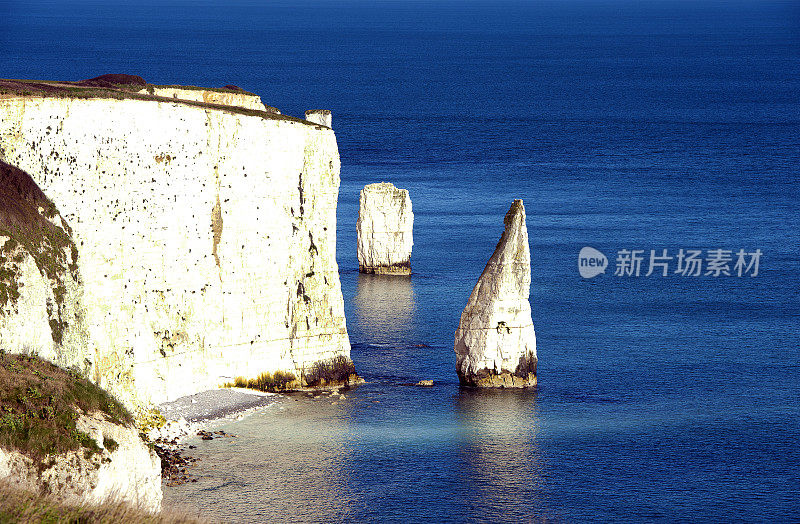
[[0, 78, 299, 123], [0, 480, 209, 524], [0, 351, 132, 462]]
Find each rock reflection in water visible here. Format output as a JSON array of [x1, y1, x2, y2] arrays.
[[162, 399, 359, 523], [456, 389, 550, 521], [353, 273, 416, 345]]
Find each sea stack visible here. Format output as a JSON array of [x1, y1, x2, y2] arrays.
[[454, 199, 537, 387], [357, 182, 413, 275], [305, 109, 332, 127]]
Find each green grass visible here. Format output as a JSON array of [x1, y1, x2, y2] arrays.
[[0, 161, 79, 345], [0, 351, 132, 462]]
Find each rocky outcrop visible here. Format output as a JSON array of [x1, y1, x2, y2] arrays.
[[0, 412, 162, 513], [0, 85, 352, 407], [454, 199, 537, 387], [0, 161, 84, 372], [305, 110, 332, 128], [356, 182, 413, 275]]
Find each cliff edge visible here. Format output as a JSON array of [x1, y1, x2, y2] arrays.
[[0, 77, 353, 408]]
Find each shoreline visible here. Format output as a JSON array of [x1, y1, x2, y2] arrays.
[[159, 387, 278, 426], [151, 388, 283, 488]]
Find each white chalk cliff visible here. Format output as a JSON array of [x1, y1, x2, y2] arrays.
[[454, 199, 537, 387], [356, 182, 413, 275], [305, 110, 332, 128], [137, 85, 272, 112], [0, 412, 162, 513], [0, 84, 352, 408]]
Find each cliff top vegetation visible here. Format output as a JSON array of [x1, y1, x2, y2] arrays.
[[0, 76, 315, 125], [0, 351, 132, 462]]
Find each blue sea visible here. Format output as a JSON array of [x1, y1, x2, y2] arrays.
[[2, 0, 799, 521]]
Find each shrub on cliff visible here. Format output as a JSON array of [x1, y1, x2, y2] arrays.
[[0, 351, 132, 462]]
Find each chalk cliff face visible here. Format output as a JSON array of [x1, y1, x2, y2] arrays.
[[0, 412, 162, 513], [454, 199, 537, 388], [138, 86, 272, 112], [0, 161, 84, 373], [305, 110, 332, 128], [0, 92, 350, 407], [357, 182, 413, 275]]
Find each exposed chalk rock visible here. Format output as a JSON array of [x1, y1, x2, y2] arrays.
[[0, 87, 352, 408], [305, 110, 332, 128], [137, 85, 274, 112], [357, 182, 413, 275], [454, 199, 537, 388], [0, 412, 162, 513], [0, 161, 84, 372]]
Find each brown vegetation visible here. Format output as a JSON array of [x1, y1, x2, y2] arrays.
[[223, 356, 361, 392], [78, 74, 147, 88], [0, 480, 210, 523], [223, 370, 297, 392], [303, 355, 358, 388]]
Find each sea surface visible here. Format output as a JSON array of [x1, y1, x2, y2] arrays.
[[2, 0, 799, 521]]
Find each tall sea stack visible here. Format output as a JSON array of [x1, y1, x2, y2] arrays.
[[454, 199, 537, 387], [357, 182, 413, 275]]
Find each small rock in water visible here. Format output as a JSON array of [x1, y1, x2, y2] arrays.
[[415, 380, 434, 387]]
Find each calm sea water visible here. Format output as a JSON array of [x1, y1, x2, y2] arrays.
[[2, 0, 799, 521]]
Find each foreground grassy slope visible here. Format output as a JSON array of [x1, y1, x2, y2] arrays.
[[0, 481, 208, 524], [0, 351, 131, 461]]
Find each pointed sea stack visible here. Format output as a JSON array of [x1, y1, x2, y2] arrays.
[[357, 182, 413, 275], [454, 199, 537, 387]]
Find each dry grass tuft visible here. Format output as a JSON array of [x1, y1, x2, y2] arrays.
[[0, 480, 211, 523], [223, 370, 296, 392]]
